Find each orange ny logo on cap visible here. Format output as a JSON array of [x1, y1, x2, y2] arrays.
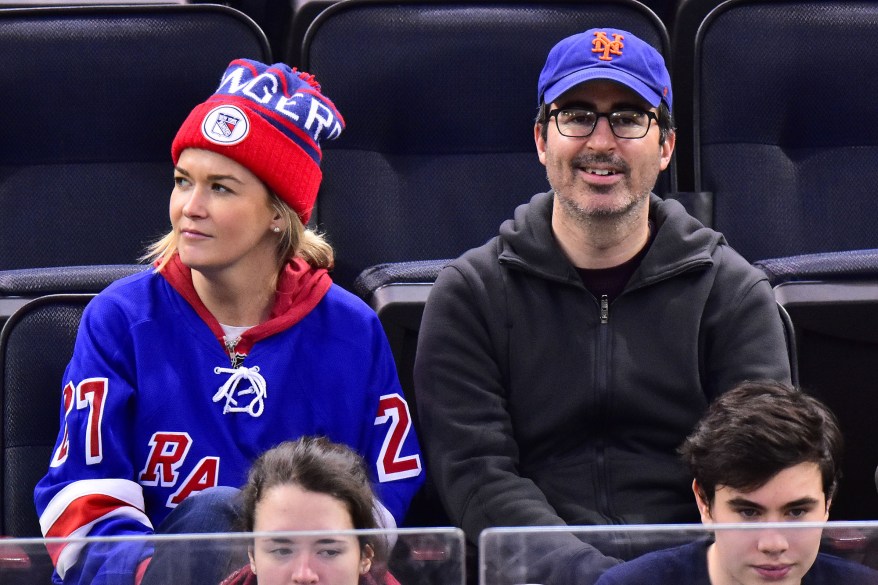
[[592, 31, 624, 61]]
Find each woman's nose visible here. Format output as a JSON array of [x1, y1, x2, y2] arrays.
[[289, 555, 319, 584], [182, 186, 208, 218]]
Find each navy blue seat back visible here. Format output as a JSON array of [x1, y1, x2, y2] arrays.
[[301, 0, 672, 291], [0, 295, 93, 538], [694, 0, 878, 261], [0, 5, 270, 271], [669, 0, 724, 193], [771, 273, 878, 521]]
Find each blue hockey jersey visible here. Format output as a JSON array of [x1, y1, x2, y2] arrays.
[[34, 260, 424, 584]]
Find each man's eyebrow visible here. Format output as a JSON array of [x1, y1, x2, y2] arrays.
[[782, 497, 821, 509], [726, 496, 821, 509], [726, 497, 766, 510], [555, 100, 651, 111], [556, 100, 595, 109]]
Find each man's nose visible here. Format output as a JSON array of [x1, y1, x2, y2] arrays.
[[585, 116, 617, 149], [757, 529, 790, 555]]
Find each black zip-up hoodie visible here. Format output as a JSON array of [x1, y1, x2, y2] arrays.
[[415, 191, 791, 580]]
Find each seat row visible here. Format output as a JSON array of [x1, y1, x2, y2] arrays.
[[1, 0, 877, 544], [3, 260, 878, 534], [2, 0, 876, 292]]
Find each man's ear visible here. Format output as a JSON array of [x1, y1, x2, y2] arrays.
[[659, 128, 675, 171], [534, 124, 547, 166], [692, 479, 712, 523]]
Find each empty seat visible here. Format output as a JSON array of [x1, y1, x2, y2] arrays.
[[764, 252, 878, 520], [0, 4, 271, 272], [0, 295, 94, 538], [693, 0, 878, 260]]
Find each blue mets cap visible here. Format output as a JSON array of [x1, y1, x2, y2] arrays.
[[537, 28, 672, 111]]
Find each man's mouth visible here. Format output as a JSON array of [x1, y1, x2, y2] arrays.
[[585, 168, 617, 176], [753, 564, 793, 580]]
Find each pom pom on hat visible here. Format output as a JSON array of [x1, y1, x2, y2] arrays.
[[172, 59, 344, 224]]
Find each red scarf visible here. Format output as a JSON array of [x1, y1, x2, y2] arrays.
[[158, 254, 332, 356]]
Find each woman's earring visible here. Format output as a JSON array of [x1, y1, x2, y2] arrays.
[[272, 226, 281, 233]]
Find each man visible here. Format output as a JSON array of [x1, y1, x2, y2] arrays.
[[595, 381, 878, 584], [414, 27, 791, 583]]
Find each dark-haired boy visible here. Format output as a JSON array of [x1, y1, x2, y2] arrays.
[[595, 381, 878, 585]]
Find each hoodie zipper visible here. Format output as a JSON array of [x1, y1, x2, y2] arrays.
[[595, 293, 622, 523]]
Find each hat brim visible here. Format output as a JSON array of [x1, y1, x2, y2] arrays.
[[543, 68, 663, 109]]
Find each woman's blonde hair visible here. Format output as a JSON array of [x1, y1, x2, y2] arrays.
[[144, 191, 334, 273]]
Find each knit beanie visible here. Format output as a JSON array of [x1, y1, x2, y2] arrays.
[[171, 59, 344, 224]]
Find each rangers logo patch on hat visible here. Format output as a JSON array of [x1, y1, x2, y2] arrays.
[[201, 105, 250, 145], [173, 59, 345, 223]]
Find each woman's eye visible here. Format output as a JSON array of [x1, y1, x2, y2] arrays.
[[269, 547, 293, 558], [211, 183, 232, 193], [174, 176, 190, 188], [317, 549, 342, 558]]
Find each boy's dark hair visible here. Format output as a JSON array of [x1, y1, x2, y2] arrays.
[[679, 380, 843, 506]]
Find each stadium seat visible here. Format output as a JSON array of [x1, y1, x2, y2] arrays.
[[762, 251, 878, 520], [668, 0, 724, 193], [284, 0, 336, 67], [0, 295, 93, 542], [0, 265, 146, 329], [300, 0, 673, 292], [0, 4, 271, 274], [693, 0, 878, 261]]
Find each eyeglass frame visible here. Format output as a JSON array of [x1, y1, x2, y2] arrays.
[[546, 107, 659, 139]]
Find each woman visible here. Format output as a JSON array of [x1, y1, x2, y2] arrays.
[[34, 59, 423, 585], [222, 436, 392, 585]]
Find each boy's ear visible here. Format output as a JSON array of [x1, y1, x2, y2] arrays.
[[692, 479, 712, 522]]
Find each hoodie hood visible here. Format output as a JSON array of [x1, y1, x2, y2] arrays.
[[497, 191, 724, 287], [159, 254, 332, 355]]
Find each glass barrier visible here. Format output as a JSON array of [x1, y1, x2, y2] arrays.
[[0, 527, 465, 585], [480, 522, 878, 585]]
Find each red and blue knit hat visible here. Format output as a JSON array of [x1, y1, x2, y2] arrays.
[[172, 59, 344, 224]]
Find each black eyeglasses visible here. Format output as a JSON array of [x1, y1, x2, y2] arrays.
[[547, 108, 658, 139]]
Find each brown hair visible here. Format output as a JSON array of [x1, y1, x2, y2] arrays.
[[240, 436, 382, 564], [680, 380, 843, 506]]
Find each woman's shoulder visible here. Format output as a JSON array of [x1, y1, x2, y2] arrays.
[[85, 268, 168, 320], [319, 283, 381, 321], [303, 283, 388, 348]]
